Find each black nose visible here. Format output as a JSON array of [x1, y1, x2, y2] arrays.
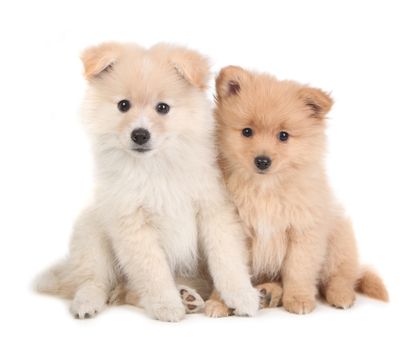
[[254, 156, 272, 171], [131, 128, 151, 145]]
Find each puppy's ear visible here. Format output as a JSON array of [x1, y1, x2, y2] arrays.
[[152, 44, 210, 89], [299, 87, 333, 118], [81, 42, 122, 80], [216, 66, 248, 99]]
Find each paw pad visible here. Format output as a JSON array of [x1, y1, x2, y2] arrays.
[[178, 285, 204, 314]]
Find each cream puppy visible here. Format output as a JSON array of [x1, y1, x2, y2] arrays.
[[35, 44, 258, 321]]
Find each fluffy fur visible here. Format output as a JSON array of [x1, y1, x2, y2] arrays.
[[35, 44, 259, 321], [206, 66, 388, 316]]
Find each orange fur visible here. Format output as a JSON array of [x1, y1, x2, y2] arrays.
[[212, 66, 388, 315], [204, 281, 283, 317], [204, 290, 232, 317], [356, 268, 389, 302]]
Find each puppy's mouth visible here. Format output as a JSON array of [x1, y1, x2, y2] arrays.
[[132, 148, 151, 153]]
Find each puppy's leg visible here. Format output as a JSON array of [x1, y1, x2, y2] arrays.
[[204, 290, 233, 318], [71, 282, 108, 319], [322, 218, 358, 309], [281, 229, 326, 315], [198, 193, 259, 317], [68, 208, 116, 319], [255, 282, 283, 309], [109, 282, 206, 314], [110, 213, 184, 322], [35, 207, 115, 318]]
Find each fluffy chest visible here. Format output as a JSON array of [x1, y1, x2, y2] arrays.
[[230, 176, 324, 234], [231, 183, 291, 237], [103, 155, 203, 216], [231, 180, 328, 280], [229, 191, 290, 281], [100, 157, 206, 276], [249, 231, 288, 282]]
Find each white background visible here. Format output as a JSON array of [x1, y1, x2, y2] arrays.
[[0, 0, 411, 349]]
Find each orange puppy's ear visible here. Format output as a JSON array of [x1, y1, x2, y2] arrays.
[[81, 42, 122, 80], [153, 44, 210, 89], [299, 87, 333, 118], [215, 66, 249, 99]]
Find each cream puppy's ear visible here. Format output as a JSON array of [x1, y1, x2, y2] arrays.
[[152, 44, 210, 89], [81, 42, 123, 80], [299, 87, 333, 118], [215, 65, 250, 99]]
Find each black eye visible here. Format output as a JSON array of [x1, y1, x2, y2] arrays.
[[118, 100, 131, 112], [156, 102, 170, 114], [278, 131, 289, 142], [242, 128, 253, 137]]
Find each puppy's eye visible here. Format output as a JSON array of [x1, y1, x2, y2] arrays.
[[118, 100, 131, 112], [156, 102, 170, 115], [242, 128, 253, 137], [278, 131, 289, 142]]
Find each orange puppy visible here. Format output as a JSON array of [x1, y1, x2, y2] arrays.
[[205, 66, 388, 316]]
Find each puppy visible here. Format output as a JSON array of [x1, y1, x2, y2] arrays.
[[35, 45, 259, 321], [206, 66, 388, 316]]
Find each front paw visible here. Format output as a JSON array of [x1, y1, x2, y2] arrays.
[[70, 285, 107, 319], [325, 286, 356, 309], [282, 294, 316, 315], [224, 287, 260, 317], [204, 299, 232, 318], [144, 296, 185, 322], [256, 282, 283, 309]]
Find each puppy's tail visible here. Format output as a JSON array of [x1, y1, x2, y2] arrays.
[[34, 260, 76, 299], [355, 267, 389, 302]]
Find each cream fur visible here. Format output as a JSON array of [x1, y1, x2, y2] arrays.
[[35, 44, 258, 321]]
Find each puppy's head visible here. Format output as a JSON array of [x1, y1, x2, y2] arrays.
[[81, 42, 210, 156], [215, 66, 332, 178]]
